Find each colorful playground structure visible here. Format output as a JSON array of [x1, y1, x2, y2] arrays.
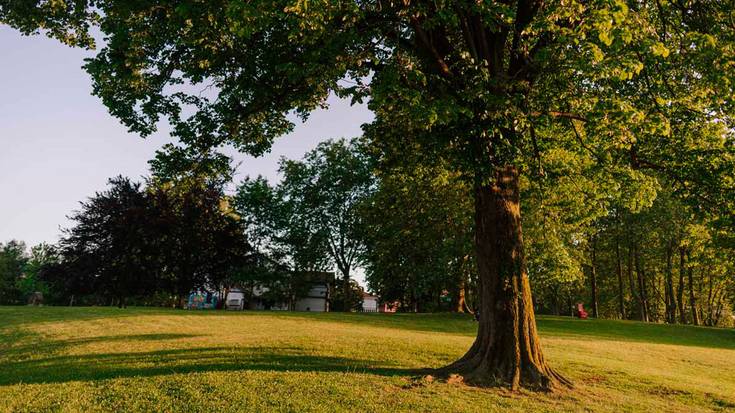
[[186, 291, 218, 310]]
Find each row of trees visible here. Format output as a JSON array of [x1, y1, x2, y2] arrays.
[[0, 170, 254, 307], [3, 135, 732, 324], [0, 241, 57, 305]]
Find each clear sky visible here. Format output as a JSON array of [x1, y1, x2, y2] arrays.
[[0, 27, 374, 250]]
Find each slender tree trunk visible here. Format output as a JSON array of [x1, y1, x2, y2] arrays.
[[713, 293, 724, 326], [440, 166, 569, 390], [342, 268, 351, 312], [589, 235, 599, 318], [634, 243, 649, 322], [687, 253, 700, 326], [706, 270, 714, 326], [615, 236, 626, 319], [628, 241, 644, 320], [664, 241, 676, 324], [455, 276, 467, 313], [626, 241, 638, 320], [677, 247, 687, 324]]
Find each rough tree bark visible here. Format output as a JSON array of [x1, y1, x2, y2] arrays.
[[439, 166, 570, 391]]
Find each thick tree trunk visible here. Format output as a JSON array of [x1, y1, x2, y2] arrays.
[[439, 166, 569, 391], [615, 237, 626, 319]]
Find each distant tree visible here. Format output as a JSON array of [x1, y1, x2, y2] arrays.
[[16, 243, 58, 301], [235, 176, 332, 273], [278, 138, 374, 310], [0, 240, 27, 304], [362, 154, 475, 313], [150, 177, 253, 304], [331, 278, 364, 312], [234, 176, 331, 307], [59, 176, 157, 307], [51, 172, 253, 307]]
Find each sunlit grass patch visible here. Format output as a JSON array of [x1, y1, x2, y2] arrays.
[[1, 307, 733, 412]]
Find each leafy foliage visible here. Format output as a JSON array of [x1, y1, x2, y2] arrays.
[[42, 175, 253, 306], [235, 138, 373, 309]]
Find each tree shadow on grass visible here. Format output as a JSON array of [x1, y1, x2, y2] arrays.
[[256, 311, 479, 336], [0, 306, 174, 330], [257, 312, 735, 351], [0, 344, 419, 386], [0, 333, 198, 361]]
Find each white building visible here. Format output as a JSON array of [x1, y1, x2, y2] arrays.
[[294, 284, 330, 312], [361, 293, 379, 312], [226, 271, 334, 312]]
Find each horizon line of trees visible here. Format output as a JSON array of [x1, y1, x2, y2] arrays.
[[2, 137, 732, 325]]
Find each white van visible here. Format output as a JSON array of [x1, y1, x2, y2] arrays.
[[225, 289, 246, 310]]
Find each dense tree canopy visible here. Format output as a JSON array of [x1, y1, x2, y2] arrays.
[[42, 175, 253, 307], [362, 152, 475, 313], [235, 138, 373, 311]]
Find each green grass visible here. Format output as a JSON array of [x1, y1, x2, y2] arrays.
[[1, 307, 734, 412]]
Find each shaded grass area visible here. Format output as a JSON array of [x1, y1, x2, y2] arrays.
[[536, 316, 735, 350], [1, 306, 734, 412]]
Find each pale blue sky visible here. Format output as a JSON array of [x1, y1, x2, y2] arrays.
[[0, 27, 374, 249]]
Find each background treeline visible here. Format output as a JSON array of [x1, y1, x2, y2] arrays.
[[1, 137, 733, 324], [1, 172, 253, 307]]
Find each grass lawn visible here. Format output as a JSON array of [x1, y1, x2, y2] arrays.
[[1, 307, 734, 412]]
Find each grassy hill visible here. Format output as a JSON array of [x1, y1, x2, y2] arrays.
[[1, 307, 733, 412]]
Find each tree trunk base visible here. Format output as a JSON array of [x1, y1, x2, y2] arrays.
[[436, 350, 571, 391], [436, 166, 572, 392]]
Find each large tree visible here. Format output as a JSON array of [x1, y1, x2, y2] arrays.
[[3, 0, 735, 390]]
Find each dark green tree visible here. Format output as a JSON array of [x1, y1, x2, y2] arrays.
[[16, 243, 58, 301], [0, 240, 27, 304], [362, 153, 475, 313], [59, 176, 157, 307]]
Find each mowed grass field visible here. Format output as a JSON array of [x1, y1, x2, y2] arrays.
[[1, 307, 734, 412]]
